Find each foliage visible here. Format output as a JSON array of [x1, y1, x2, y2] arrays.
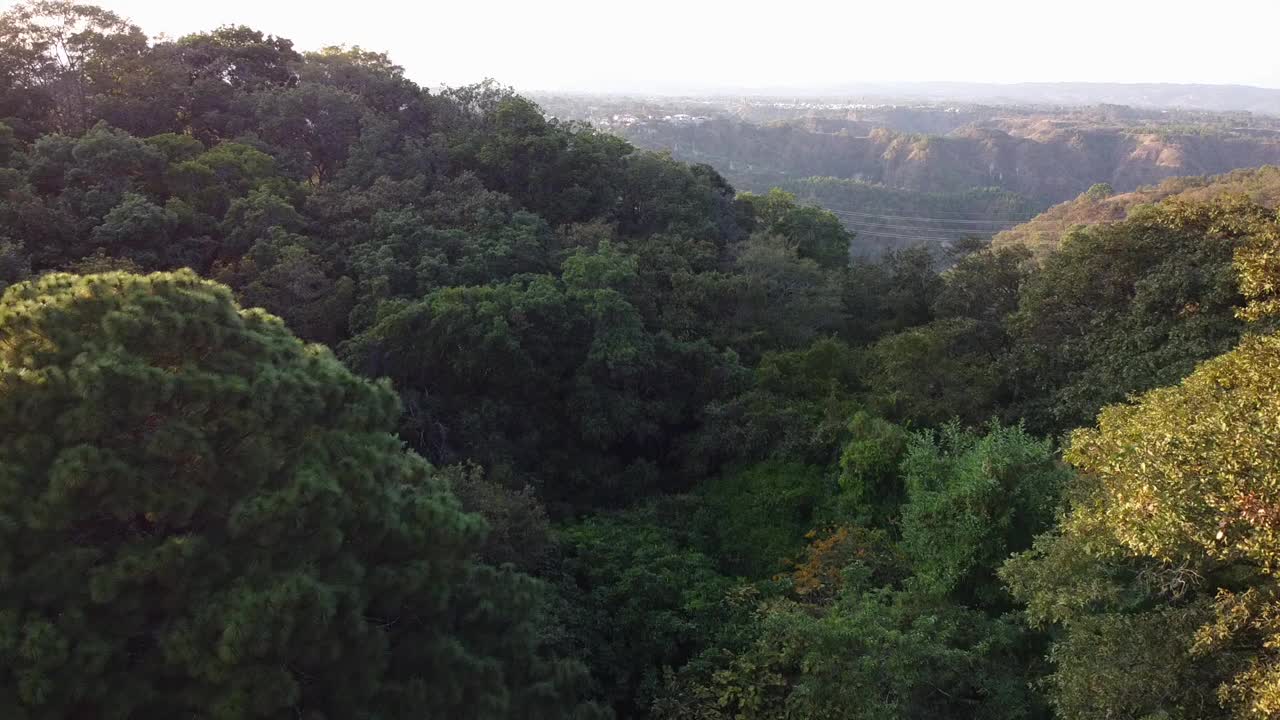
[[5, 5, 1280, 718], [867, 318, 1003, 426], [1005, 197, 1263, 434], [835, 411, 910, 528], [994, 166, 1280, 259], [787, 525, 904, 602], [0, 270, 599, 719], [701, 460, 834, 578], [655, 577, 1046, 720], [340, 246, 743, 510], [739, 188, 853, 269], [1003, 306, 1280, 718], [692, 337, 862, 473], [1234, 208, 1280, 322], [899, 422, 1067, 607], [438, 462, 552, 574], [558, 509, 741, 717]]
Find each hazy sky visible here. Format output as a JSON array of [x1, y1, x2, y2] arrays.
[[14, 0, 1280, 92]]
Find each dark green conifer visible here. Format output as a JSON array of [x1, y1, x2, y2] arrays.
[[0, 270, 597, 720]]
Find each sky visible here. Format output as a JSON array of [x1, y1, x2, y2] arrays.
[[11, 0, 1280, 93]]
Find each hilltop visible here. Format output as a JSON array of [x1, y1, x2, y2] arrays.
[[993, 165, 1280, 257]]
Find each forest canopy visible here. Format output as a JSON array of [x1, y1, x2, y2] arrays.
[[2, 2, 1280, 719]]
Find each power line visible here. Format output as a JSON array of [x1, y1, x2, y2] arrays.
[[844, 228, 995, 243], [825, 208, 1037, 225], [833, 217, 1078, 234], [842, 228, 991, 242], [788, 193, 1048, 219], [836, 220, 1004, 236], [831, 213, 1082, 230]]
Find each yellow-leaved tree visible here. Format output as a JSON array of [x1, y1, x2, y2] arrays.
[[1003, 206, 1280, 719]]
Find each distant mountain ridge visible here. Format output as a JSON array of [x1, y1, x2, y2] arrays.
[[614, 82, 1280, 115], [809, 82, 1280, 115], [623, 116, 1280, 206]]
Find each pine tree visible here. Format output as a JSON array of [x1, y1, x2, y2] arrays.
[[0, 270, 599, 720]]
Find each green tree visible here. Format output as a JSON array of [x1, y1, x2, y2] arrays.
[[165, 25, 300, 142], [213, 229, 355, 344], [1005, 197, 1261, 434], [248, 83, 367, 184], [89, 191, 176, 264], [656, 575, 1044, 720], [725, 233, 845, 359], [867, 317, 1003, 426], [692, 337, 861, 472], [1083, 182, 1115, 201], [0, 1, 149, 133], [1002, 226, 1280, 718], [558, 509, 739, 718], [701, 460, 833, 578], [932, 244, 1032, 325], [0, 238, 30, 291], [343, 252, 740, 509], [899, 422, 1066, 607], [840, 245, 941, 344], [836, 411, 910, 528], [740, 188, 852, 270], [0, 270, 598, 720]]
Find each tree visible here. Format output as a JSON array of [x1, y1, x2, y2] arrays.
[[740, 188, 853, 270], [866, 317, 1003, 427], [300, 46, 421, 114], [0, 238, 30, 291], [836, 411, 910, 528], [1002, 224, 1280, 718], [0, 270, 598, 719], [725, 233, 845, 359], [1233, 208, 1280, 324], [342, 243, 742, 511], [840, 245, 941, 344], [898, 422, 1066, 607], [1005, 197, 1261, 434], [558, 509, 738, 717], [701, 460, 834, 578], [655, 572, 1045, 720], [89, 191, 176, 264], [616, 151, 741, 242], [438, 463, 552, 574], [691, 338, 861, 472], [248, 83, 367, 184], [166, 25, 301, 142], [1084, 182, 1114, 201], [213, 229, 354, 344], [451, 95, 631, 228], [0, 1, 149, 133], [932, 244, 1032, 326]]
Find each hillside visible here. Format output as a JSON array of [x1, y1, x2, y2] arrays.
[[8, 3, 1280, 720], [623, 115, 1280, 206], [993, 165, 1280, 257], [590, 106, 1280, 255], [534, 96, 1280, 254], [776, 176, 1039, 255]]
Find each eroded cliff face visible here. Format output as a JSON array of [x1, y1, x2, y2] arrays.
[[625, 117, 1280, 205]]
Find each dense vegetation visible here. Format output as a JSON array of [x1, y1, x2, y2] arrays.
[[993, 166, 1280, 258], [4, 3, 1280, 719]]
